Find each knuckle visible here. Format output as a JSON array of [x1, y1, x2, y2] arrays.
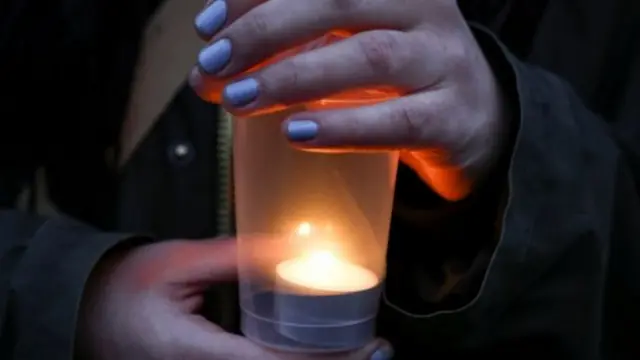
[[358, 31, 407, 76], [442, 36, 473, 77], [244, 10, 271, 38], [260, 58, 303, 102], [326, 0, 364, 12], [392, 106, 427, 144]]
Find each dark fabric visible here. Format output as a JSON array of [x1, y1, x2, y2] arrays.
[[0, 0, 162, 227], [380, 21, 640, 358], [383, 23, 520, 313], [116, 85, 221, 239], [1, 0, 639, 359], [0, 211, 144, 359]]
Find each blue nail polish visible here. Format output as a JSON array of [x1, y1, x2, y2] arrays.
[[198, 38, 232, 74], [371, 346, 394, 360], [195, 0, 227, 37], [224, 78, 259, 107], [286, 120, 319, 142]]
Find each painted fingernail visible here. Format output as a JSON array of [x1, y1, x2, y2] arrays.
[[223, 78, 259, 107], [286, 120, 319, 142], [371, 345, 394, 360], [195, 0, 227, 37], [198, 38, 232, 74]]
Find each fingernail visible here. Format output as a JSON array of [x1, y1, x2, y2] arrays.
[[198, 38, 232, 74], [195, 0, 227, 37], [286, 120, 319, 142], [371, 345, 394, 360], [223, 78, 259, 107]]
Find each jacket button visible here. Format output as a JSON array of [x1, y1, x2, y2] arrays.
[[168, 142, 195, 166]]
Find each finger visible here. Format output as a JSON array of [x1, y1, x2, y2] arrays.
[[275, 339, 393, 360], [189, 66, 226, 103], [280, 91, 453, 151], [219, 30, 439, 114], [177, 316, 281, 360], [197, 0, 424, 78], [166, 235, 291, 285], [194, 0, 264, 40], [165, 238, 240, 285]]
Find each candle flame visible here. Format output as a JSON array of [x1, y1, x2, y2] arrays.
[[276, 249, 379, 293], [304, 250, 339, 267], [296, 222, 312, 237]]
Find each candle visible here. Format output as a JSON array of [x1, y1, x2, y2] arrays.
[[270, 224, 383, 348], [275, 250, 379, 294]]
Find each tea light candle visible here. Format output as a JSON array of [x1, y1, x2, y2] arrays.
[[275, 250, 379, 294], [272, 225, 382, 347]]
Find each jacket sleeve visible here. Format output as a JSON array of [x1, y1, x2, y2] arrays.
[[0, 210, 146, 359], [385, 16, 640, 358], [0, 2, 156, 359], [459, 25, 640, 357]]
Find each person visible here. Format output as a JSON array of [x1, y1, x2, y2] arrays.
[[0, 0, 638, 359]]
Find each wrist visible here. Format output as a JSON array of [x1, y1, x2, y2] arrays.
[[467, 23, 520, 190], [75, 237, 149, 358]]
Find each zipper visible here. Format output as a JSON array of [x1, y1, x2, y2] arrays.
[[214, 108, 239, 333], [216, 108, 234, 235]]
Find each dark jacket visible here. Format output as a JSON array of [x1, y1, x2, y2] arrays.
[[1, 0, 639, 359]]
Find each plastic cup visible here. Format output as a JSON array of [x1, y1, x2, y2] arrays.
[[234, 108, 398, 353]]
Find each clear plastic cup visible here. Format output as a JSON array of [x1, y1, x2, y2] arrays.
[[195, 27, 402, 353], [234, 108, 399, 353]]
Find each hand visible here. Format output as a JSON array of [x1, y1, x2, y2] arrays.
[[75, 238, 390, 360], [190, 0, 510, 201]]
